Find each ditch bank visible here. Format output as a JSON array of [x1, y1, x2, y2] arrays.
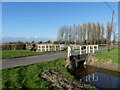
[[40, 70, 91, 90], [86, 54, 120, 72]]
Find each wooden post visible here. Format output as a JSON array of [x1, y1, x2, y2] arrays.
[[41, 45, 42, 52], [80, 46, 81, 55], [86, 46, 88, 53], [93, 45, 94, 53], [68, 46, 71, 57], [89, 45, 90, 53], [48, 45, 50, 51], [55, 45, 56, 51], [45, 45, 46, 52]]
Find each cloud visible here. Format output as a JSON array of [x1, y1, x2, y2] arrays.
[[1, 35, 56, 43]]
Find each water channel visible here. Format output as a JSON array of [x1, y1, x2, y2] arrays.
[[74, 64, 120, 89]]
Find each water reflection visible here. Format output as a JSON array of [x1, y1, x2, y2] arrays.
[[75, 65, 120, 89], [80, 73, 98, 82]]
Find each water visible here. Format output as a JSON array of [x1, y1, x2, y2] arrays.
[[75, 65, 120, 89]]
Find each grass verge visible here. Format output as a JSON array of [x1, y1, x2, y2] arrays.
[[1, 57, 96, 89], [1, 50, 67, 59], [2, 57, 74, 88], [95, 47, 118, 64]]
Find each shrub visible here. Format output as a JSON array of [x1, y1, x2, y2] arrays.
[[2, 42, 26, 50], [15, 42, 26, 50]]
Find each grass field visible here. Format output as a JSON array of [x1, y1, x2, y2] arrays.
[[1, 50, 67, 59], [1, 57, 96, 89], [95, 47, 118, 64], [2, 57, 74, 88]]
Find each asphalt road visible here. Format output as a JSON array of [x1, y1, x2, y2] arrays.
[[2, 45, 118, 69]]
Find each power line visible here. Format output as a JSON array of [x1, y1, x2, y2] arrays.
[[103, 0, 114, 11]]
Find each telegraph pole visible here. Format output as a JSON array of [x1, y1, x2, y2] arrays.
[[103, 0, 114, 51], [108, 10, 114, 51]]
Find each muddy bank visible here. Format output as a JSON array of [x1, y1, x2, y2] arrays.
[[86, 54, 120, 72], [40, 70, 93, 90]]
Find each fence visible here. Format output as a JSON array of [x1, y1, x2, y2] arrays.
[[37, 45, 66, 52], [68, 45, 98, 57]]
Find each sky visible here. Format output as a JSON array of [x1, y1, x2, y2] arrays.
[[2, 2, 118, 43]]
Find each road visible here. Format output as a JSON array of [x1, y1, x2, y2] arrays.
[[2, 45, 118, 69]]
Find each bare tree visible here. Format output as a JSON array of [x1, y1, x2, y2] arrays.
[[82, 23, 87, 44], [92, 23, 96, 44], [96, 22, 101, 44], [73, 24, 77, 44], [101, 24, 104, 45], [87, 22, 92, 44], [77, 24, 82, 44], [57, 26, 65, 41], [69, 26, 73, 43]]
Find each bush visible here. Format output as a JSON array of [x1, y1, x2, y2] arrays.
[[2, 42, 26, 50], [15, 42, 26, 50], [2, 44, 11, 50], [30, 43, 37, 51]]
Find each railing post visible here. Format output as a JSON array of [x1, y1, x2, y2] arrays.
[[89, 45, 90, 53], [68, 46, 71, 57], [80, 46, 81, 55], [41, 45, 42, 52], [93, 45, 94, 53], [48, 45, 50, 51], [55, 45, 56, 51], [86, 46, 88, 53], [45, 45, 46, 52]]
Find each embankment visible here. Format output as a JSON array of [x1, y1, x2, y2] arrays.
[[86, 54, 120, 72]]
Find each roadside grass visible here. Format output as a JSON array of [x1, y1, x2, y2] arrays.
[[2, 57, 96, 89], [1, 50, 67, 59], [2, 57, 74, 88], [95, 47, 118, 64]]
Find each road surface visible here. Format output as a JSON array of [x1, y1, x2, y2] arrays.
[[2, 45, 118, 69]]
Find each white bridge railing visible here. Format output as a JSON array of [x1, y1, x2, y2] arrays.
[[37, 45, 65, 52], [68, 45, 98, 57]]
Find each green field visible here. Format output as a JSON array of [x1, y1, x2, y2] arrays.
[[1, 57, 96, 89], [1, 50, 67, 59], [2, 57, 74, 88], [95, 47, 118, 64]]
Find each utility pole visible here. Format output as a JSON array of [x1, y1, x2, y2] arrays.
[[103, 0, 115, 51], [108, 10, 114, 51]]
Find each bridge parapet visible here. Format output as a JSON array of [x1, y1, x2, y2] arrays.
[[68, 45, 98, 57], [66, 45, 98, 70]]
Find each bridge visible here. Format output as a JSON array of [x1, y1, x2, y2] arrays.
[[37, 44, 66, 52], [67, 45, 98, 69]]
